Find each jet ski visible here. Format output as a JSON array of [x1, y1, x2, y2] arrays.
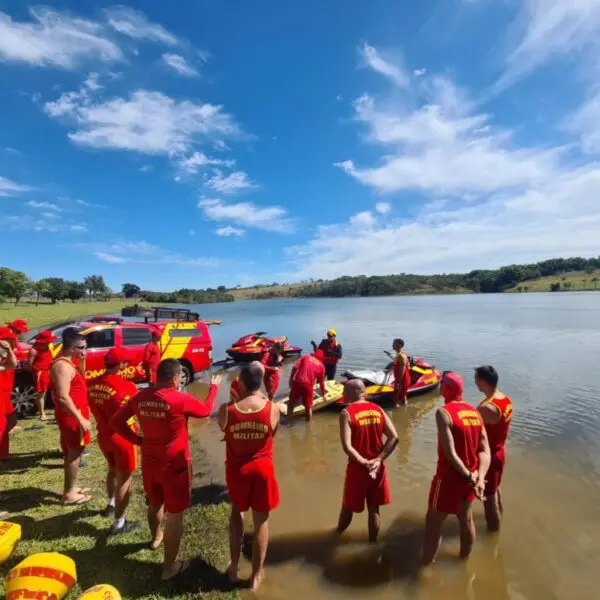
[[341, 352, 441, 402], [226, 332, 302, 363]]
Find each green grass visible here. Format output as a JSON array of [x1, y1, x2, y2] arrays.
[[1, 417, 238, 600], [0, 300, 152, 329], [507, 270, 600, 293]]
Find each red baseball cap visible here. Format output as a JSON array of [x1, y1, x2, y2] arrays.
[[0, 327, 17, 341], [104, 346, 131, 367], [36, 330, 59, 344], [313, 348, 325, 362], [440, 371, 464, 402], [7, 319, 29, 334]]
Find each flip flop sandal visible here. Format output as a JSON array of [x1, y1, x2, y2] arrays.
[[63, 494, 92, 506]]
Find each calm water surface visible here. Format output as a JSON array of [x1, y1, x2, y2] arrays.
[[186, 293, 600, 600]]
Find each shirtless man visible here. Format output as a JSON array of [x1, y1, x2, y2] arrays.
[[51, 332, 93, 505], [422, 371, 490, 566], [219, 361, 280, 590], [336, 379, 398, 542], [475, 365, 513, 531], [392, 338, 411, 408]]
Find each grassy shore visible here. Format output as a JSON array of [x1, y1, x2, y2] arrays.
[[0, 300, 151, 329], [1, 417, 238, 600], [506, 269, 600, 293]]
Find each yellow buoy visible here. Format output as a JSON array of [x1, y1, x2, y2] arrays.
[[0, 521, 21, 566], [78, 584, 122, 600], [5, 552, 77, 600]]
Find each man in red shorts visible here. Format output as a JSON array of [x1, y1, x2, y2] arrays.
[[392, 338, 411, 407], [51, 331, 93, 505], [111, 359, 221, 581], [219, 361, 280, 591], [475, 365, 513, 532], [28, 330, 57, 421], [336, 379, 398, 542], [422, 371, 490, 566], [260, 342, 284, 400], [142, 328, 161, 385], [0, 327, 18, 462], [88, 347, 140, 534], [288, 349, 326, 423]]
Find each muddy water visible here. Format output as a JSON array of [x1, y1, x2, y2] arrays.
[[186, 293, 600, 599]]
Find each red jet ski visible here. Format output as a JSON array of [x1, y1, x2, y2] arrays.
[[226, 332, 302, 363]]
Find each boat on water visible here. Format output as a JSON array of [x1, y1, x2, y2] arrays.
[[226, 332, 302, 363]]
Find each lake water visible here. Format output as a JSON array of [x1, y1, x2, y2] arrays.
[[185, 293, 600, 600]]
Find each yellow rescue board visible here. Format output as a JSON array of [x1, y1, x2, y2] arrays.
[[78, 584, 122, 600], [0, 521, 21, 566], [277, 380, 344, 416]]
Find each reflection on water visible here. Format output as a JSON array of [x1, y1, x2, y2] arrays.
[[187, 293, 600, 599]]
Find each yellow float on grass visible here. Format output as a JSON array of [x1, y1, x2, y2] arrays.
[[0, 521, 21, 566], [5, 552, 77, 600], [78, 584, 122, 600]]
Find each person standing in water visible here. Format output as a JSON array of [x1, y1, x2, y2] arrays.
[[475, 365, 513, 532], [0, 327, 18, 461], [51, 332, 93, 505], [261, 342, 285, 400], [336, 379, 399, 542], [219, 361, 280, 591], [392, 339, 411, 407], [288, 349, 326, 423], [312, 329, 342, 380], [422, 371, 490, 566], [28, 330, 57, 421]]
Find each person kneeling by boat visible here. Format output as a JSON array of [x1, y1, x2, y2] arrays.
[[219, 361, 280, 590], [392, 339, 411, 408], [421, 372, 490, 566], [261, 342, 284, 400], [88, 347, 140, 534], [336, 379, 398, 542], [111, 359, 220, 581], [288, 350, 326, 423]]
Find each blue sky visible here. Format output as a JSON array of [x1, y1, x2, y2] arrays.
[[1, 0, 600, 291]]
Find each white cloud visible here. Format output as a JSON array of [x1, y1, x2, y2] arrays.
[[44, 73, 101, 117], [27, 200, 60, 211], [349, 211, 375, 227], [199, 197, 294, 233], [498, 0, 600, 89], [3, 147, 22, 156], [139, 164, 153, 173], [206, 170, 258, 194], [104, 6, 179, 46], [72, 197, 104, 208], [216, 226, 245, 237], [2, 215, 87, 234], [0, 176, 31, 196], [176, 152, 235, 177], [162, 53, 198, 77], [45, 89, 241, 155], [0, 8, 121, 68], [413, 68, 427, 77], [375, 202, 391, 215], [359, 43, 409, 87], [564, 88, 600, 154]]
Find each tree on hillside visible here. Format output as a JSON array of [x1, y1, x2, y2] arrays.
[[550, 282, 561, 292], [0, 267, 31, 305], [592, 277, 599, 290], [32, 279, 50, 306], [65, 281, 86, 302], [122, 283, 141, 298], [41, 278, 68, 304], [84, 275, 109, 298]]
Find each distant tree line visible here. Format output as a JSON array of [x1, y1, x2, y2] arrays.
[[137, 287, 234, 304]]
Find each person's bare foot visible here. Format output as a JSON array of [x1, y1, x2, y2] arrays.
[[248, 570, 264, 591], [63, 492, 92, 506], [40, 415, 48, 421], [161, 559, 190, 581], [226, 562, 239, 583], [150, 532, 164, 550]]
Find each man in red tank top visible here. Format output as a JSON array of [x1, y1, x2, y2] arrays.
[[28, 330, 57, 421], [0, 328, 18, 461], [143, 328, 161, 385], [219, 361, 280, 591], [288, 350, 326, 422], [88, 347, 140, 535], [475, 365, 513, 532], [51, 332, 93, 506], [422, 371, 491, 566], [260, 342, 284, 400], [392, 338, 411, 407], [336, 379, 398, 542], [111, 359, 220, 581]]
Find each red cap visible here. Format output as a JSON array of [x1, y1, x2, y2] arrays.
[[36, 330, 59, 344], [149, 326, 162, 338], [104, 346, 131, 367], [7, 319, 29, 334], [313, 349, 325, 362], [0, 327, 17, 341], [440, 371, 464, 403]]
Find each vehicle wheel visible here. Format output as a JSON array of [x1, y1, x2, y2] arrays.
[[12, 379, 38, 417], [179, 363, 193, 390]]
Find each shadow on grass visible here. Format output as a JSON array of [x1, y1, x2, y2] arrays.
[[191, 483, 230, 507], [1, 486, 63, 513], [1, 450, 62, 473], [9, 506, 100, 540]]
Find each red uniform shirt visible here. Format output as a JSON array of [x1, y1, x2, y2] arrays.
[[30, 343, 53, 371], [344, 401, 385, 461], [224, 399, 274, 469], [480, 395, 513, 452], [436, 401, 483, 479], [111, 385, 217, 466], [0, 360, 15, 417], [291, 354, 325, 387], [88, 374, 138, 439], [52, 357, 89, 416], [261, 352, 283, 374], [143, 342, 161, 370]]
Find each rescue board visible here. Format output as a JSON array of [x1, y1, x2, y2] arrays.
[[276, 380, 344, 416], [0, 521, 21, 565]]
